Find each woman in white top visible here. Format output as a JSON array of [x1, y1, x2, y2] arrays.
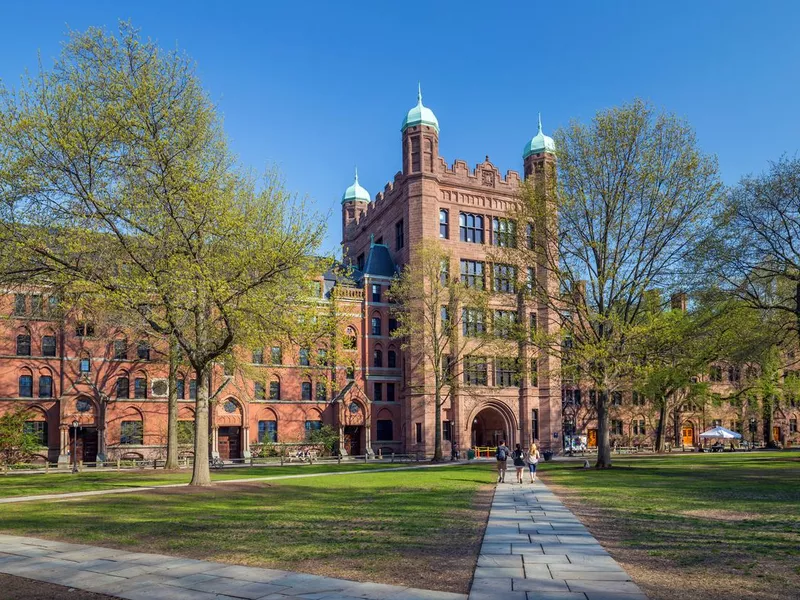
[[527, 443, 540, 483]]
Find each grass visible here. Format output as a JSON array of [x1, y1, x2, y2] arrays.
[[540, 451, 800, 600], [0, 462, 416, 499], [0, 463, 494, 593]]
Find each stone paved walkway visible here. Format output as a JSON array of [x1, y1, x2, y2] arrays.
[[469, 480, 647, 600], [0, 534, 465, 600]]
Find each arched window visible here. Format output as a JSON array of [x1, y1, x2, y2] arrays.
[[301, 380, 312, 400], [79, 355, 91, 373], [344, 327, 357, 350], [19, 374, 33, 398], [388, 350, 397, 369], [374, 349, 383, 368], [38, 373, 53, 398], [116, 376, 130, 399], [176, 377, 185, 399], [134, 375, 147, 399], [258, 420, 278, 443], [439, 209, 449, 239], [121, 420, 143, 445], [371, 316, 382, 336], [16, 331, 31, 356], [269, 378, 281, 400], [42, 334, 57, 357], [114, 338, 128, 360]]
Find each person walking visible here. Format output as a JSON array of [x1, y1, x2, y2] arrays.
[[512, 443, 526, 484], [451, 441, 459, 461], [527, 442, 540, 483], [495, 440, 510, 483]]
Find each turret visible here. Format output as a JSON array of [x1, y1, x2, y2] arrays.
[[401, 84, 439, 175], [341, 168, 370, 240], [523, 113, 556, 180]]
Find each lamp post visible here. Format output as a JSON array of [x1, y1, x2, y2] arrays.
[[749, 418, 757, 451], [71, 420, 80, 473]]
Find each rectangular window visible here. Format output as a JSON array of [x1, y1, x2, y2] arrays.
[[42, 335, 57, 357], [137, 342, 150, 361], [611, 392, 622, 406], [633, 420, 646, 435], [346, 366, 355, 380], [728, 365, 741, 382], [443, 420, 452, 442], [495, 357, 518, 387], [464, 356, 488, 386], [117, 377, 129, 398], [76, 322, 94, 337], [415, 422, 423, 444], [114, 339, 128, 360], [493, 264, 517, 293], [299, 348, 310, 366], [411, 137, 421, 172], [79, 358, 91, 373], [388, 318, 398, 334], [387, 382, 395, 402], [301, 382, 312, 400], [176, 378, 185, 399], [388, 351, 397, 368], [134, 378, 147, 399], [790, 419, 798, 434], [492, 217, 517, 247], [611, 419, 624, 435], [460, 260, 485, 289], [189, 379, 197, 400], [371, 317, 382, 336], [530, 359, 539, 387], [526, 223, 535, 250], [254, 382, 266, 400], [14, 294, 26, 316], [19, 375, 33, 398], [252, 349, 264, 364], [24, 421, 47, 446], [120, 421, 143, 445], [373, 382, 383, 402], [30, 295, 42, 316], [527, 267, 535, 293], [377, 419, 393, 441], [395, 219, 404, 250], [462, 308, 485, 337], [317, 348, 328, 366], [258, 420, 278, 443], [532, 409, 539, 441], [269, 381, 281, 400], [440, 258, 449, 286], [316, 381, 327, 401], [529, 312, 538, 341], [356, 253, 365, 271], [371, 284, 381, 303], [439, 209, 449, 239], [373, 349, 383, 367], [304, 420, 322, 438], [271, 346, 282, 365], [459, 212, 484, 244], [493, 310, 517, 339], [39, 376, 53, 398], [16, 334, 31, 356]]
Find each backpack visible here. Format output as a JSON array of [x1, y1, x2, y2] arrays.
[[496, 446, 507, 460]]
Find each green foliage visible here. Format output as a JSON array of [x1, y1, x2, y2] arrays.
[[0, 409, 41, 467], [305, 425, 339, 455]]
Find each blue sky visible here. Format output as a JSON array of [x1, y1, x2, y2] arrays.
[[2, 1, 798, 251]]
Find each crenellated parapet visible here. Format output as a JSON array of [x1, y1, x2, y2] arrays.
[[439, 156, 521, 194]]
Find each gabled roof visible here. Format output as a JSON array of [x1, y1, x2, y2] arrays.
[[362, 243, 397, 278]]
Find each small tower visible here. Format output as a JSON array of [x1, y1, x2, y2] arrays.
[[522, 113, 556, 180], [401, 84, 439, 175], [341, 168, 371, 242]]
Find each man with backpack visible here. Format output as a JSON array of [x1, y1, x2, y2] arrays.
[[495, 440, 510, 483]]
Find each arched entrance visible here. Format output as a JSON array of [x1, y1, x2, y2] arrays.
[[471, 404, 515, 448]]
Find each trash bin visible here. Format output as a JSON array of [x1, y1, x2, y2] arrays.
[[467, 449, 476, 460], [543, 450, 554, 462]]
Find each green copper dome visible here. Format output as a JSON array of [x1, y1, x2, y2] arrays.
[[523, 114, 555, 158], [342, 168, 370, 204], [401, 84, 439, 133]]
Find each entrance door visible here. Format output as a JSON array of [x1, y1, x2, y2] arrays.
[[343, 426, 361, 456], [70, 428, 98, 464], [218, 427, 241, 460], [682, 426, 694, 447], [587, 429, 597, 448], [773, 426, 781, 442]]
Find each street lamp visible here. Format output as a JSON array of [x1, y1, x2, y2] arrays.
[[71, 420, 80, 473], [749, 418, 757, 451]]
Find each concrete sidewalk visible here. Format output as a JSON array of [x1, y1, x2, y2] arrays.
[[469, 480, 647, 600], [0, 534, 465, 600]]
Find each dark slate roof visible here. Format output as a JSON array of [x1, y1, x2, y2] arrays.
[[362, 244, 397, 278]]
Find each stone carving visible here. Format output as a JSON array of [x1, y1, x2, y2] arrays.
[[482, 170, 495, 187]]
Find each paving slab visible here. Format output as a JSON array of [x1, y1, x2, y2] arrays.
[[468, 482, 644, 600]]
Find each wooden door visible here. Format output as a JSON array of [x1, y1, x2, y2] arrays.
[[218, 427, 241, 460], [682, 426, 694, 446], [343, 426, 361, 456], [587, 429, 597, 448], [71, 428, 98, 464], [773, 426, 781, 442], [218, 436, 230, 460]]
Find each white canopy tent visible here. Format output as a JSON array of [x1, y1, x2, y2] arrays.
[[699, 426, 743, 439]]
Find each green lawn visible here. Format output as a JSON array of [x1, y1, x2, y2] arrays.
[[0, 462, 416, 499], [0, 464, 494, 593], [540, 452, 800, 600]]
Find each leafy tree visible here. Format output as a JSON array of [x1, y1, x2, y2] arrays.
[[306, 425, 339, 456], [388, 240, 504, 462], [510, 100, 722, 467], [0, 409, 41, 467], [0, 24, 324, 485]]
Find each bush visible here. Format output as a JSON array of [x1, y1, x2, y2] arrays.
[[306, 425, 339, 456]]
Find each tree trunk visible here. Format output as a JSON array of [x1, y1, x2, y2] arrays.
[[763, 396, 775, 447], [164, 335, 180, 470], [595, 391, 612, 468], [654, 396, 668, 453], [432, 389, 443, 462], [190, 365, 212, 486]]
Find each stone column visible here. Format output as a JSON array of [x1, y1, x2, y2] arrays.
[[242, 425, 251, 459], [211, 427, 220, 459], [57, 425, 70, 468]]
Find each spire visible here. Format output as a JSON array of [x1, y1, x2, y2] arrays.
[[538, 112, 543, 134], [354, 166, 359, 183], [418, 82, 422, 104]]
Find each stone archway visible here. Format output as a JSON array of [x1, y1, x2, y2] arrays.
[[470, 402, 517, 448]]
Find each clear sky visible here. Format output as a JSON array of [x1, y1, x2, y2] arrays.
[[1, 1, 798, 251]]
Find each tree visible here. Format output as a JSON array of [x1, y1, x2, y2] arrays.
[[510, 100, 722, 467], [0, 24, 325, 485], [0, 409, 41, 467], [388, 241, 504, 462]]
